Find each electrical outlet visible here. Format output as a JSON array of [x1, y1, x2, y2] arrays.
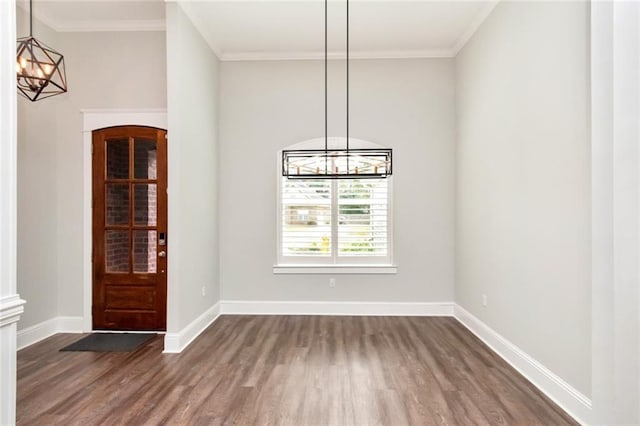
[[482, 294, 487, 307], [329, 278, 336, 288], [202, 286, 206, 297]]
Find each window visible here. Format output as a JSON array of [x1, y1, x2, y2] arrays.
[[276, 139, 394, 270]]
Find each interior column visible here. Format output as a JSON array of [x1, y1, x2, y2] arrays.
[[0, 0, 26, 423]]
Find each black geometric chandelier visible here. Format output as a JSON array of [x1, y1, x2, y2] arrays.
[[282, 0, 392, 179], [16, 0, 68, 102]]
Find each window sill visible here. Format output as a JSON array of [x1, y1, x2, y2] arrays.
[[273, 265, 398, 275]]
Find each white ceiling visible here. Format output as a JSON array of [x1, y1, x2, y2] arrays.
[[19, 0, 499, 60]]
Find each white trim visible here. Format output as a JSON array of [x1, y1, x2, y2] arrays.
[[273, 265, 397, 274], [15, 2, 165, 33], [16, 316, 83, 350], [57, 316, 85, 334], [0, 0, 17, 306], [82, 124, 92, 332], [0, 295, 26, 328], [178, 1, 455, 62], [0, 324, 18, 426], [82, 109, 168, 133], [220, 300, 454, 316], [81, 110, 168, 332], [220, 49, 454, 62], [163, 302, 220, 353], [47, 20, 165, 33], [159, 300, 450, 353], [453, 304, 591, 425], [451, 0, 500, 55], [1, 1, 18, 424]]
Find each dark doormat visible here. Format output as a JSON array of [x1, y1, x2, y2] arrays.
[[60, 333, 156, 352]]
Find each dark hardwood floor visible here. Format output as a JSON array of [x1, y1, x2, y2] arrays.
[[17, 316, 578, 425]]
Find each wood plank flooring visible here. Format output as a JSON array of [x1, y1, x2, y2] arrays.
[[17, 316, 578, 425]]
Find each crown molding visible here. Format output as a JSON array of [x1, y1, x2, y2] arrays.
[[220, 48, 454, 62], [17, 0, 498, 56], [16, 1, 164, 33], [451, 0, 501, 55], [53, 20, 165, 33]]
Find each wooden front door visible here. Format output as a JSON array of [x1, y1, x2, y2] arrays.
[[92, 126, 167, 331]]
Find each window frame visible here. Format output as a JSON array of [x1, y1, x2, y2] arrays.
[[275, 138, 395, 272]]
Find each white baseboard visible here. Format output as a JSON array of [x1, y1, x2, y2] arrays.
[[220, 300, 454, 316], [453, 304, 591, 425], [163, 302, 220, 354], [161, 301, 451, 354], [17, 316, 84, 350]]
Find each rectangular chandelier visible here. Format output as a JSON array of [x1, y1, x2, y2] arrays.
[[282, 148, 392, 179]]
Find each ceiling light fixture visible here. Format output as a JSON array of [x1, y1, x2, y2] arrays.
[[16, 0, 68, 101], [282, 0, 392, 179]]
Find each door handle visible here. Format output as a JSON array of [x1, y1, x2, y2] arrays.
[[158, 251, 166, 258]]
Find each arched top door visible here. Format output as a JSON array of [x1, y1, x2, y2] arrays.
[[92, 126, 167, 331]]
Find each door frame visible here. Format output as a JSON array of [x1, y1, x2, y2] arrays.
[[82, 109, 167, 332]]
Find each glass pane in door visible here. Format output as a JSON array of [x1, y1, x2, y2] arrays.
[[106, 230, 130, 273], [134, 139, 157, 179], [133, 231, 157, 273], [106, 184, 130, 225], [106, 139, 129, 179], [134, 184, 157, 226]]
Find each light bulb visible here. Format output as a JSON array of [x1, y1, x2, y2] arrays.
[[36, 68, 44, 78], [43, 64, 53, 75], [20, 57, 27, 69]]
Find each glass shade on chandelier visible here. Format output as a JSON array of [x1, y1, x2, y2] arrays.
[[282, 148, 392, 179]]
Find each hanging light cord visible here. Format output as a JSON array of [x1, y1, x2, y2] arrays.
[[324, 0, 328, 174], [324, 0, 350, 175], [29, 0, 33, 37], [346, 0, 350, 175]]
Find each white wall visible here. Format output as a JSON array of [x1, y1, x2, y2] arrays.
[[16, 7, 61, 329], [591, 2, 640, 424], [16, 6, 167, 330], [166, 3, 220, 333], [54, 31, 167, 321], [609, 6, 640, 421], [219, 59, 455, 303], [456, 0, 591, 400]]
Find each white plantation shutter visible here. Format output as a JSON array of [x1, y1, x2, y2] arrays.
[[281, 179, 332, 257], [280, 176, 391, 264], [338, 179, 388, 256]]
